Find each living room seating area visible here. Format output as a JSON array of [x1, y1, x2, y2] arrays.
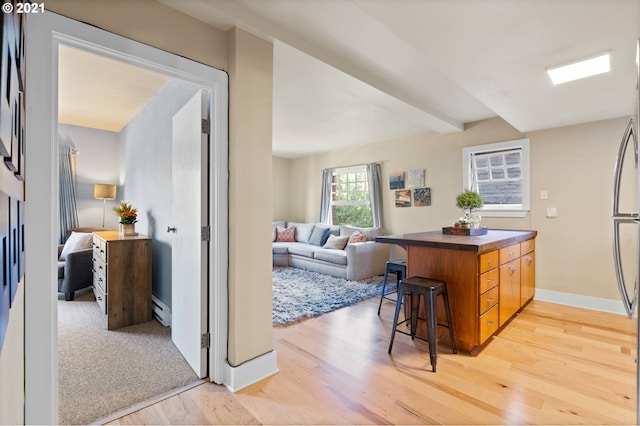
[[272, 221, 390, 281]]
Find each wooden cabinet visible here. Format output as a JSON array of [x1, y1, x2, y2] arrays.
[[377, 229, 536, 354], [92, 231, 152, 330]]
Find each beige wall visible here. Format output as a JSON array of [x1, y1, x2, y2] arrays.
[[272, 156, 291, 221], [286, 116, 628, 302], [227, 28, 274, 365], [45, 0, 227, 70], [0, 282, 24, 425]]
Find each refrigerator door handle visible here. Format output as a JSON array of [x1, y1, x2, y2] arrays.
[[613, 218, 638, 318], [612, 118, 637, 217]]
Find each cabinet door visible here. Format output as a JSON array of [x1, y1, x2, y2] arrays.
[[499, 259, 520, 327], [521, 251, 535, 305]]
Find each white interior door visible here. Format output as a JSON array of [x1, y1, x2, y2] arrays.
[[171, 90, 209, 378]]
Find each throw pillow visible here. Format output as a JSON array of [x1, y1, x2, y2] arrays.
[[59, 232, 94, 261], [347, 230, 368, 245], [275, 225, 296, 242], [322, 235, 349, 250], [308, 225, 331, 246]]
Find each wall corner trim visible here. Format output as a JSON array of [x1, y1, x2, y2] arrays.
[[223, 351, 278, 392]]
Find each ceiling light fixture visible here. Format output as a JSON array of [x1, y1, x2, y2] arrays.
[[546, 52, 611, 85]]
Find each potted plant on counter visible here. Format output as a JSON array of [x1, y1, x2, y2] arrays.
[[455, 190, 483, 229]]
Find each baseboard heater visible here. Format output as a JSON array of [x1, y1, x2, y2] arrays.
[[152, 295, 171, 327]]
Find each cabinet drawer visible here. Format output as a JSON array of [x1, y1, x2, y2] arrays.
[[479, 304, 499, 344], [479, 250, 498, 273], [94, 270, 107, 293], [521, 239, 535, 255], [93, 258, 107, 282], [479, 286, 499, 315], [479, 268, 499, 294], [499, 244, 521, 265], [93, 283, 107, 314]]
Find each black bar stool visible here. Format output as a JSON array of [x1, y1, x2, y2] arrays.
[[377, 259, 406, 315], [388, 276, 457, 372]]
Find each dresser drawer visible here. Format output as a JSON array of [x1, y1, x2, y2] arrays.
[[521, 239, 535, 255], [479, 268, 499, 294], [499, 244, 521, 265], [479, 250, 498, 273], [479, 304, 499, 344], [479, 286, 499, 315], [93, 257, 107, 282], [93, 283, 107, 314]]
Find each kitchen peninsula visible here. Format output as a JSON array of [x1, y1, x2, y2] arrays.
[[376, 229, 537, 354]]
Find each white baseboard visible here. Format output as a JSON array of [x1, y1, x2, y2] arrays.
[[152, 295, 171, 327], [534, 289, 627, 316], [224, 350, 278, 393]]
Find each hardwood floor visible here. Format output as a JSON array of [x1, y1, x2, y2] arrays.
[[107, 297, 637, 425]]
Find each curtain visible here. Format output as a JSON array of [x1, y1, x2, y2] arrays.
[[59, 145, 79, 243], [319, 168, 333, 224], [367, 163, 383, 229]]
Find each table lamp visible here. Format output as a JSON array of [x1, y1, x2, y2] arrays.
[[94, 184, 117, 227]]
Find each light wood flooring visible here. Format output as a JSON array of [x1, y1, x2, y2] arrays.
[[107, 297, 637, 425]]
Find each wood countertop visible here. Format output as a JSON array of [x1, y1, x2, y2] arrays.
[[375, 229, 537, 254]]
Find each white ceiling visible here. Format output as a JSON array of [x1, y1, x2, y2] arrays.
[[58, 44, 170, 132], [60, 0, 640, 158]]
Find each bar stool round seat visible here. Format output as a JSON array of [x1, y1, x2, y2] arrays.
[[388, 276, 457, 372], [377, 259, 406, 315]]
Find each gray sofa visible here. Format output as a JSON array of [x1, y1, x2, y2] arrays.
[[272, 221, 390, 281]]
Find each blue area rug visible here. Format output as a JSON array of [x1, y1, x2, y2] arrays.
[[272, 266, 396, 326]]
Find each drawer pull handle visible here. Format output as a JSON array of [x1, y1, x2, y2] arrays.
[[487, 279, 494, 283], [486, 298, 494, 303], [487, 321, 495, 327], [526, 256, 532, 264], [508, 251, 514, 256], [487, 259, 493, 264], [509, 265, 516, 272]]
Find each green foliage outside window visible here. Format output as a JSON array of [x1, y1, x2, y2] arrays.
[[334, 205, 373, 228]]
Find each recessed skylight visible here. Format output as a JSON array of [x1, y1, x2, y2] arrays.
[[546, 53, 611, 85]]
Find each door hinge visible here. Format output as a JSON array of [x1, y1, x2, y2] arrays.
[[201, 118, 210, 135], [201, 226, 210, 241], [201, 332, 210, 349]]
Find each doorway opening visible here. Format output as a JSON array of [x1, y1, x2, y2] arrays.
[[25, 12, 228, 424]]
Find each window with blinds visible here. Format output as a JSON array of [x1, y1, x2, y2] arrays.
[[463, 139, 530, 217]]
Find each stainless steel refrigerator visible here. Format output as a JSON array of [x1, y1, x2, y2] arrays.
[[612, 38, 640, 420]]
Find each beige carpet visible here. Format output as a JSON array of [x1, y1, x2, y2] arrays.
[[58, 288, 198, 425]]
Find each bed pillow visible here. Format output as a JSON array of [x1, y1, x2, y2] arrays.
[[59, 232, 93, 261], [323, 235, 349, 250], [275, 225, 296, 242]]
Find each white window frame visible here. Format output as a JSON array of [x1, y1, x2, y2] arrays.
[[330, 165, 372, 225], [462, 138, 530, 218]]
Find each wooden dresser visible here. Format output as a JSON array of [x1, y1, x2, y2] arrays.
[[376, 229, 536, 354], [92, 231, 152, 330]]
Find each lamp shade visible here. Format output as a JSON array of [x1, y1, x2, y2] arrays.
[[94, 184, 116, 200]]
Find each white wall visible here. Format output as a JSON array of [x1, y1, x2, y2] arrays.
[[120, 78, 201, 307], [58, 124, 121, 228]]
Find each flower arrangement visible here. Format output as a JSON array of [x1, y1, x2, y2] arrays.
[[113, 201, 138, 224]]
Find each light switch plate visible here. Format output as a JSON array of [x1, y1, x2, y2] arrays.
[[546, 207, 557, 218]]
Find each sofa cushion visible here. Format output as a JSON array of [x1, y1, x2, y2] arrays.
[[272, 242, 294, 254], [275, 225, 296, 242], [314, 248, 348, 265], [340, 225, 383, 241], [323, 235, 349, 250], [287, 243, 318, 259], [272, 221, 286, 241], [288, 222, 316, 243], [347, 230, 368, 244], [60, 232, 93, 261], [308, 225, 331, 246]]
